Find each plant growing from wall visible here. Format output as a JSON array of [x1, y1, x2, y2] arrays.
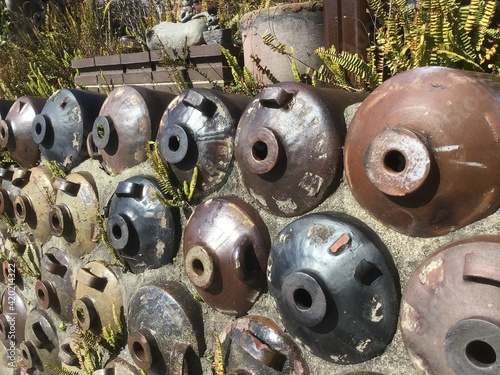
[[146, 141, 198, 208], [95, 212, 130, 272], [0, 220, 41, 278], [315, 0, 500, 91], [0, 150, 16, 168], [212, 331, 225, 375]]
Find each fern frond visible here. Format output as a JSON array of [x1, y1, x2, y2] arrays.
[[45, 159, 67, 179], [261, 32, 296, 57], [0, 213, 21, 233], [437, 49, 484, 70], [291, 60, 301, 83], [316, 46, 351, 89], [464, 0, 481, 32], [0, 151, 16, 169], [367, 0, 386, 20], [188, 166, 198, 202], [453, 24, 477, 60], [24, 237, 41, 278], [221, 46, 244, 81], [251, 55, 279, 84], [474, 0, 497, 51], [46, 366, 80, 375], [221, 46, 261, 96], [112, 303, 123, 334], [146, 141, 197, 207], [146, 141, 177, 198], [486, 28, 500, 39], [96, 212, 129, 272], [212, 332, 225, 375], [324, 48, 379, 89]]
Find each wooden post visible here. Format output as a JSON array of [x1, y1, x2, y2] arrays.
[[323, 0, 370, 57]]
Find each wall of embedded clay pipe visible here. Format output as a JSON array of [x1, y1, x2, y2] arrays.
[[1, 65, 500, 375]]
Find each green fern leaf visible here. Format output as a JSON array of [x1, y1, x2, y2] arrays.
[[486, 28, 500, 39], [251, 54, 279, 84], [291, 60, 301, 83], [474, 0, 497, 51], [367, 0, 386, 20], [453, 24, 477, 60], [188, 166, 198, 202], [464, 0, 481, 32], [437, 49, 484, 70]]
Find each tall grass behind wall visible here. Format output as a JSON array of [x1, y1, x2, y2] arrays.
[[0, 0, 174, 99]]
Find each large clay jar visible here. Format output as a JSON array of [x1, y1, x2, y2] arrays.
[[345, 66, 500, 237], [239, 2, 323, 83]]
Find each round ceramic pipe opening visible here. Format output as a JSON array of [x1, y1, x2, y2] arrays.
[[0, 120, 9, 148], [244, 127, 280, 175], [92, 116, 114, 149], [365, 128, 431, 196], [20, 341, 37, 369], [192, 258, 204, 276], [51, 213, 60, 230], [128, 331, 156, 370], [162, 124, 189, 164], [112, 224, 122, 240], [252, 141, 268, 161], [282, 271, 327, 327], [31, 114, 49, 144], [13, 195, 31, 223], [466, 340, 497, 367], [293, 288, 313, 310], [169, 135, 180, 152], [445, 318, 500, 374], [106, 214, 131, 252], [132, 341, 148, 363], [35, 280, 56, 309], [384, 150, 406, 173], [73, 297, 97, 332], [185, 246, 215, 289], [49, 204, 72, 237]]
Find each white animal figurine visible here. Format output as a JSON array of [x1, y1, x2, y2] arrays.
[[145, 18, 207, 50]]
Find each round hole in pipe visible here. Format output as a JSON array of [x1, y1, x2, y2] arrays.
[[252, 141, 268, 161], [384, 150, 406, 173], [192, 258, 204, 276], [76, 308, 86, 326], [132, 341, 148, 362], [37, 287, 46, 302], [51, 213, 61, 230], [169, 135, 180, 152], [15, 202, 23, 216], [294, 288, 313, 310], [112, 224, 122, 240], [466, 340, 496, 367], [96, 123, 105, 140], [34, 122, 42, 136]]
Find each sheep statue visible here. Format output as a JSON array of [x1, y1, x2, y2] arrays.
[[145, 0, 219, 50]]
